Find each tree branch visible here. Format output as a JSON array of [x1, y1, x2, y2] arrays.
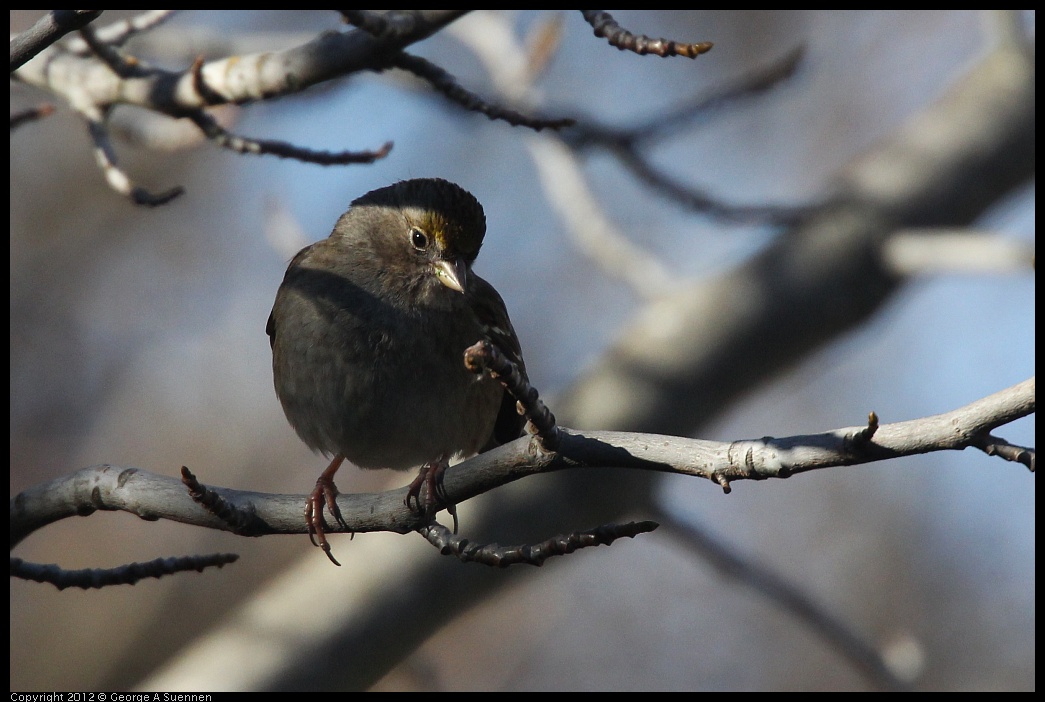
[[558, 45, 1035, 434], [10, 378, 1033, 556], [9, 9, 103, 72], [11, 10, 467, 203], [13, 10, 468, 113], [580, 10, 713, 59]]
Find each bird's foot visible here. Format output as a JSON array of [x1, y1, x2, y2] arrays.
[[406, 458, 459, 533], [306, 455, 349, 566]]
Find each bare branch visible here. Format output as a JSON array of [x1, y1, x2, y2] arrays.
[[13, 11, 468, 113], [883, 229, 1035, 275], [9, 10, 103, 72], [465, 340, 560, 451], [390, 51, 574, 131], [63, 10, 177, 53], [529, 137, 682, 299], [77, 24, 148, 78], [10, 11, 467, 204], [9, 102, 55, 130], [419, 520, 659, 567], [86, 114, 185, 206], [654, 508, 912, 691], [10, 554, 239, 590], [10, 378, 1033, 556], [563, 46, 814, 223], [572, 46, 805, 147], [559, 46, 1034, 435], [181, 466, 260, 534], [341, 10, 435, 40], [580, 10, 713, 58], [451, 13, 680, 298], [971, 433, 1035, 471], [186, 108, 394, 165]]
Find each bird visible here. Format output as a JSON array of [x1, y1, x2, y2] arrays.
[[266, 178, 527, 564]]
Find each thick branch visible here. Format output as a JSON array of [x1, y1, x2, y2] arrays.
[[13, 11, 468, 113], [10, 378, 1032, 551]]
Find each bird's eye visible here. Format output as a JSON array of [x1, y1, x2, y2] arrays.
[[410, 227, 429, 251]]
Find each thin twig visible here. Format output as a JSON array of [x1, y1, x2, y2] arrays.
[[10, 554, 239, 590], [77, 25, 148, 78], [465, 340, 560, 450], [654, 507, 911, 691], [86, 115, 185, 206], [187, 110, 394, 165], [581, 10, 713, 58], [10, 103, 55, 130], [391, 51, 574, 131], [419, 520, 658, 567]]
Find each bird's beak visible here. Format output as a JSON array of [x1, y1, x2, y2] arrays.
[[434, 257, 467, 293]]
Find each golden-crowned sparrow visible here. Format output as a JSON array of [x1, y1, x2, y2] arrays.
[[267, 178, 526, 564]]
